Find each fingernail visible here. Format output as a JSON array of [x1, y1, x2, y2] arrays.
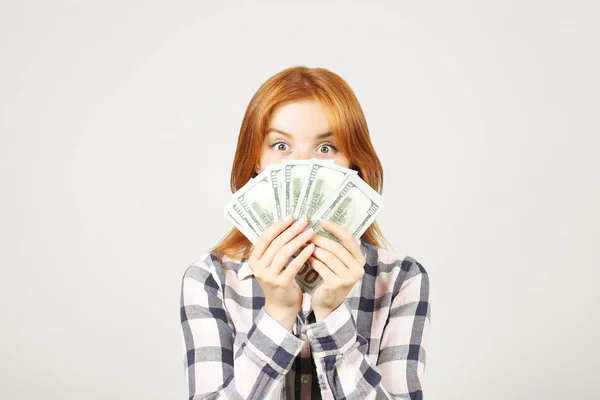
[[304, 228, 313, 236], [284, 215, 293, 222], [297, 217, 307, 225]]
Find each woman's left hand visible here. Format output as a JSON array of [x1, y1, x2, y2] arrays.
[[307, 219, 366, 318]]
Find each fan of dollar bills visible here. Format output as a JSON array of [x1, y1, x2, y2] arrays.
[[223, 158, 385, 294]]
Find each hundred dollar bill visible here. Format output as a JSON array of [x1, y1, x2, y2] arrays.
[[282, 159, 312, 217], [293, 160, 357, 221], [222, 199, 260, 244], [308, 174, 385, 242], [231, 170, 277, 232], [292, 258, 323, 295], [265, 164, 284, 220]]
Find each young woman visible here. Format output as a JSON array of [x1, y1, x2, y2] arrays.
[[180, 66, 431, 399]]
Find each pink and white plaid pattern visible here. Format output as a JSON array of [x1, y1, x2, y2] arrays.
[[180, 240, 431, 399]]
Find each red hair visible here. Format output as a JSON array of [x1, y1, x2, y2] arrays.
[[211, 66, 392, 261]]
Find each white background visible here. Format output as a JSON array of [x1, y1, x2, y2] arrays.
[[1, 1, 598, 399]]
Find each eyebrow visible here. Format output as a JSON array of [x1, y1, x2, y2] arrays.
[[266, 128, 333, 140]]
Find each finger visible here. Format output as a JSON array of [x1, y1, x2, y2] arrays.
[[250, 215, 294, 263], [262, 217, 310, 268], [281, 243, 315, 281], [308, 256, 339, 284], [311, 247, 348, 278], [268, 226, 314, 275], [308, 234, 356, 270], [319, 219, 364, 261]]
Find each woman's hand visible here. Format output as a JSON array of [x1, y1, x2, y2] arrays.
[[307, 219, 366, 320], [248, 216, 315, 330]]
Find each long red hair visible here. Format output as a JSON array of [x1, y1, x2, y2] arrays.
[[210, 66, 392, 261]]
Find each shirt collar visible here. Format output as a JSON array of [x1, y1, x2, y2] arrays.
[[236, 259, 254, 280]]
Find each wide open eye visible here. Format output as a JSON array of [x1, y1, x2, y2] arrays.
[[270, 140, 290, 151], [317, 143, 337, 154]]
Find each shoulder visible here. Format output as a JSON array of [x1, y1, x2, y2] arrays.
[[181, 251, 245, 287], [181, 252, 217, 289]]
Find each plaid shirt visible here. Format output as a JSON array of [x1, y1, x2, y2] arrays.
[[180, 240, 431, 399]]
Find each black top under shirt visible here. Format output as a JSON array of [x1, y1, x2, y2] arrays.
[[290, 310, 322, 399]]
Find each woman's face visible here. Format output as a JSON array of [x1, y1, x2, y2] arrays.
[[256, 99, 351, 174]]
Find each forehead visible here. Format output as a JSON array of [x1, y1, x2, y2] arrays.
[[266, 99, 331, 139]]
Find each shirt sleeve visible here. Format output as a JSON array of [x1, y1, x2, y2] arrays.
[[180, 254, 306, 399], [302, 256, 431, 400]]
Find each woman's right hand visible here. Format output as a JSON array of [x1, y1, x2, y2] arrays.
[[248, 215, 315, 329]]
